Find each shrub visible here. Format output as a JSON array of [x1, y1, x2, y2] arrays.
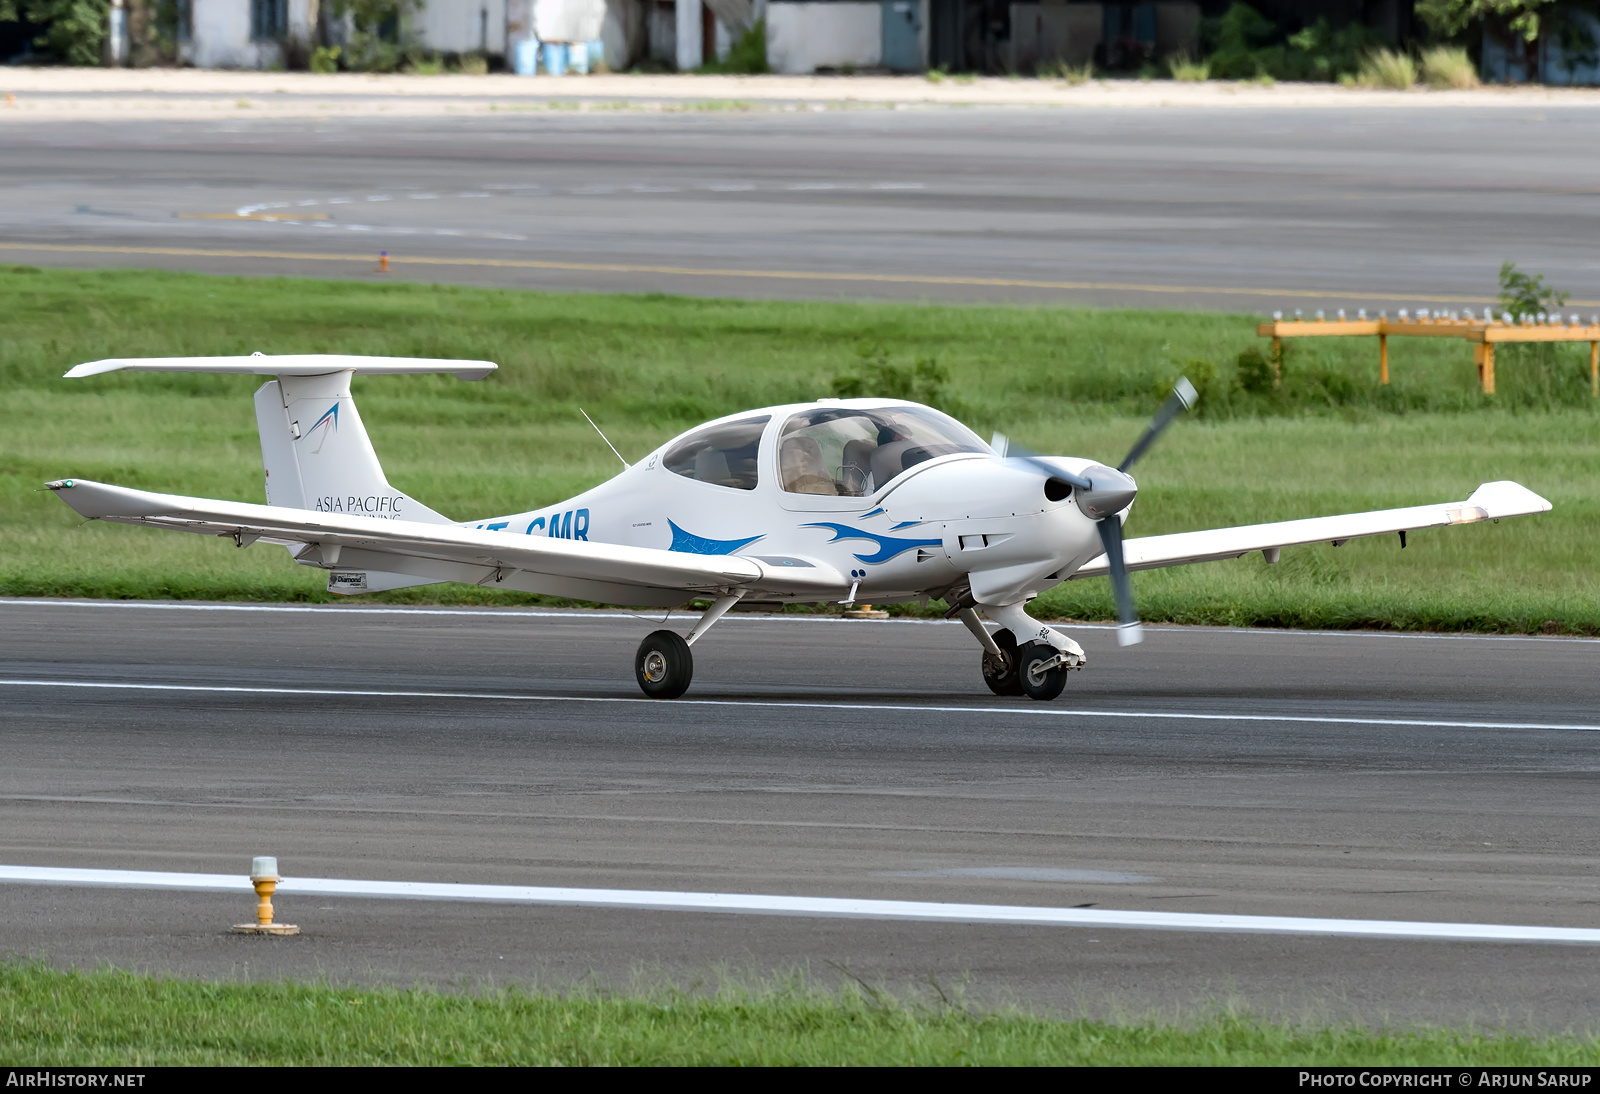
[[1167, 52, 1210, 80], [831, 346, 951, 412], [1421, 45, 1479, 87], [699, 18, 767, 74], [1498, 261, 1568, 321], [1052, 60, 1094, 83], [1203, 3, 1375, 82], [404, 49, 443, 74], [327, 0, 416, 73], [309, 44, 341, 72], [1235, 347, 1277, 395], [1357, 47, 1417, 88]]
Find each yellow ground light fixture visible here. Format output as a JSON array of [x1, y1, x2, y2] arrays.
[[1258, 309, 1600, 397], [231, 855, 300, 936]]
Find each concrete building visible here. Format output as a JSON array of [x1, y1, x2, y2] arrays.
[[186, 0, 316, 68]]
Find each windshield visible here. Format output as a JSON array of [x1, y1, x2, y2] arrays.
[[778, 405, 988, 497]]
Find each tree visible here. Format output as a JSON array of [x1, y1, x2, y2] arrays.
[[1417, 0, 1595, 82], [0, 0, 110, 65]]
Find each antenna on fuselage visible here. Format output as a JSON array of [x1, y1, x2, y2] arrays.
[[579, 408, 631, 470]]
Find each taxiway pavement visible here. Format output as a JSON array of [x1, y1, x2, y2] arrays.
[[4, 105, 1598, 310], [3, 599, 1599, 1026]]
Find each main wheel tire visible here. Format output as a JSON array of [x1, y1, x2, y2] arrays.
[[1017, 641, 1068, 702], [635, 629, 693, 699], [981, 628, 1024, 696]]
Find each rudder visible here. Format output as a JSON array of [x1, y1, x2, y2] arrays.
[[254, 370, 450, 524]]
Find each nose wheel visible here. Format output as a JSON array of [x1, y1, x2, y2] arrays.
[[1017, 641, 1068, 701], [980, 628, 1023, 696], [636, 629, 693, 699]]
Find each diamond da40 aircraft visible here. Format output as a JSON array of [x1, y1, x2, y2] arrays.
[[47, 355, 1551, 700]]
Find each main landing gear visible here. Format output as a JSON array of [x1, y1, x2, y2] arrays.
[[634, 593, 743, 699], [959, 602, 1084, 702]]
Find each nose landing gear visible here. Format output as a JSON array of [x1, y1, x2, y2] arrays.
[[1016, 641, 1069, 701], [960, 601, 1085, 701]]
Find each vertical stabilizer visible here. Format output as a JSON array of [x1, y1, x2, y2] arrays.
[[253, 371, 450, 524]]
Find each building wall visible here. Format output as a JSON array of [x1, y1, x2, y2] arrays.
[[190, 0, 316, 67], [417, 0, 508, 52], [766, 1, 882, 72], [192, 0, 269, 67], [599, 0, 647, 68]]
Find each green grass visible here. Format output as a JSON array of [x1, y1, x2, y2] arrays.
[[2, 266, 1596, 632], [3, 963, 1596, 1065]]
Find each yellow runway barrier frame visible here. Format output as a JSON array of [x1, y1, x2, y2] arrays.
[[1257, 317, 1600, 397]]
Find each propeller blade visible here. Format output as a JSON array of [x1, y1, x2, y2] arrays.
[[1117, 376, 1198, 473], [1096, 516, 1143, 647], [991, 433, 1093, 491]]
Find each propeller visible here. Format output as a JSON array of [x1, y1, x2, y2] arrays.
[[994, 377, 1197, 648]]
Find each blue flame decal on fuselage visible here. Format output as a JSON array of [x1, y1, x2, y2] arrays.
[[668, 520, 764, 555], [803, 522, 943, 565]]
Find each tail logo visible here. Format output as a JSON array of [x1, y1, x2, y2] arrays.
[[302, 402, 339, 453]]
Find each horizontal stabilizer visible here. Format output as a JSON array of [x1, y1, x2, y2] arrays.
[[1073, 481, 1551, 579], [65, 354, 497, 381]]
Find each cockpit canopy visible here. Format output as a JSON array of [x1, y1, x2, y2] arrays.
[[778, 405, 989, 497]]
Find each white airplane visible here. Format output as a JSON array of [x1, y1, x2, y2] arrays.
[[47, 355, 1551, 700]]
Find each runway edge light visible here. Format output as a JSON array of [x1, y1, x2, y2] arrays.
[[231, 855, 300, 936]]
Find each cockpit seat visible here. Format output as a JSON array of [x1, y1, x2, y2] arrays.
[[694, 447, 732, 487], [841, 439, 875, 496], [780, 435, 837, 495], [870, 439, 927, 488]]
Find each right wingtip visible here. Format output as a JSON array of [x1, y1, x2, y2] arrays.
[[1468, 480, 1553, 518]]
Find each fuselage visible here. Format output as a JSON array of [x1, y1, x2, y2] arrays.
[[464, 399, 1117, 607]]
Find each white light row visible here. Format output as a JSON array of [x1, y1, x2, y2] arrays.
[[1273, 307, 1599, 327]]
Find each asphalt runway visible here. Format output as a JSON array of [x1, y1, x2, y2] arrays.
[[4, 598, 1600, 1026], [4, 106, 1599, 310]]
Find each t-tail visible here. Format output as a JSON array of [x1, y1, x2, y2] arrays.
[[252, 369, 451, 523], [63, 353, 498, 592]]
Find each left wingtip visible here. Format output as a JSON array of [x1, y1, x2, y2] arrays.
[[1468, 480, 1553, 518]]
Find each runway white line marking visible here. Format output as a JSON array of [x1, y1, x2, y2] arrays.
[[2, 864, 1595, 943], [3, 599, 1595, 643], [2, 679, 1595, 733]]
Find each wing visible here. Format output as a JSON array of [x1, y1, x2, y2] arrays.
[[1071, 481, 1551, 578], [47, 479, 844, 604]]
